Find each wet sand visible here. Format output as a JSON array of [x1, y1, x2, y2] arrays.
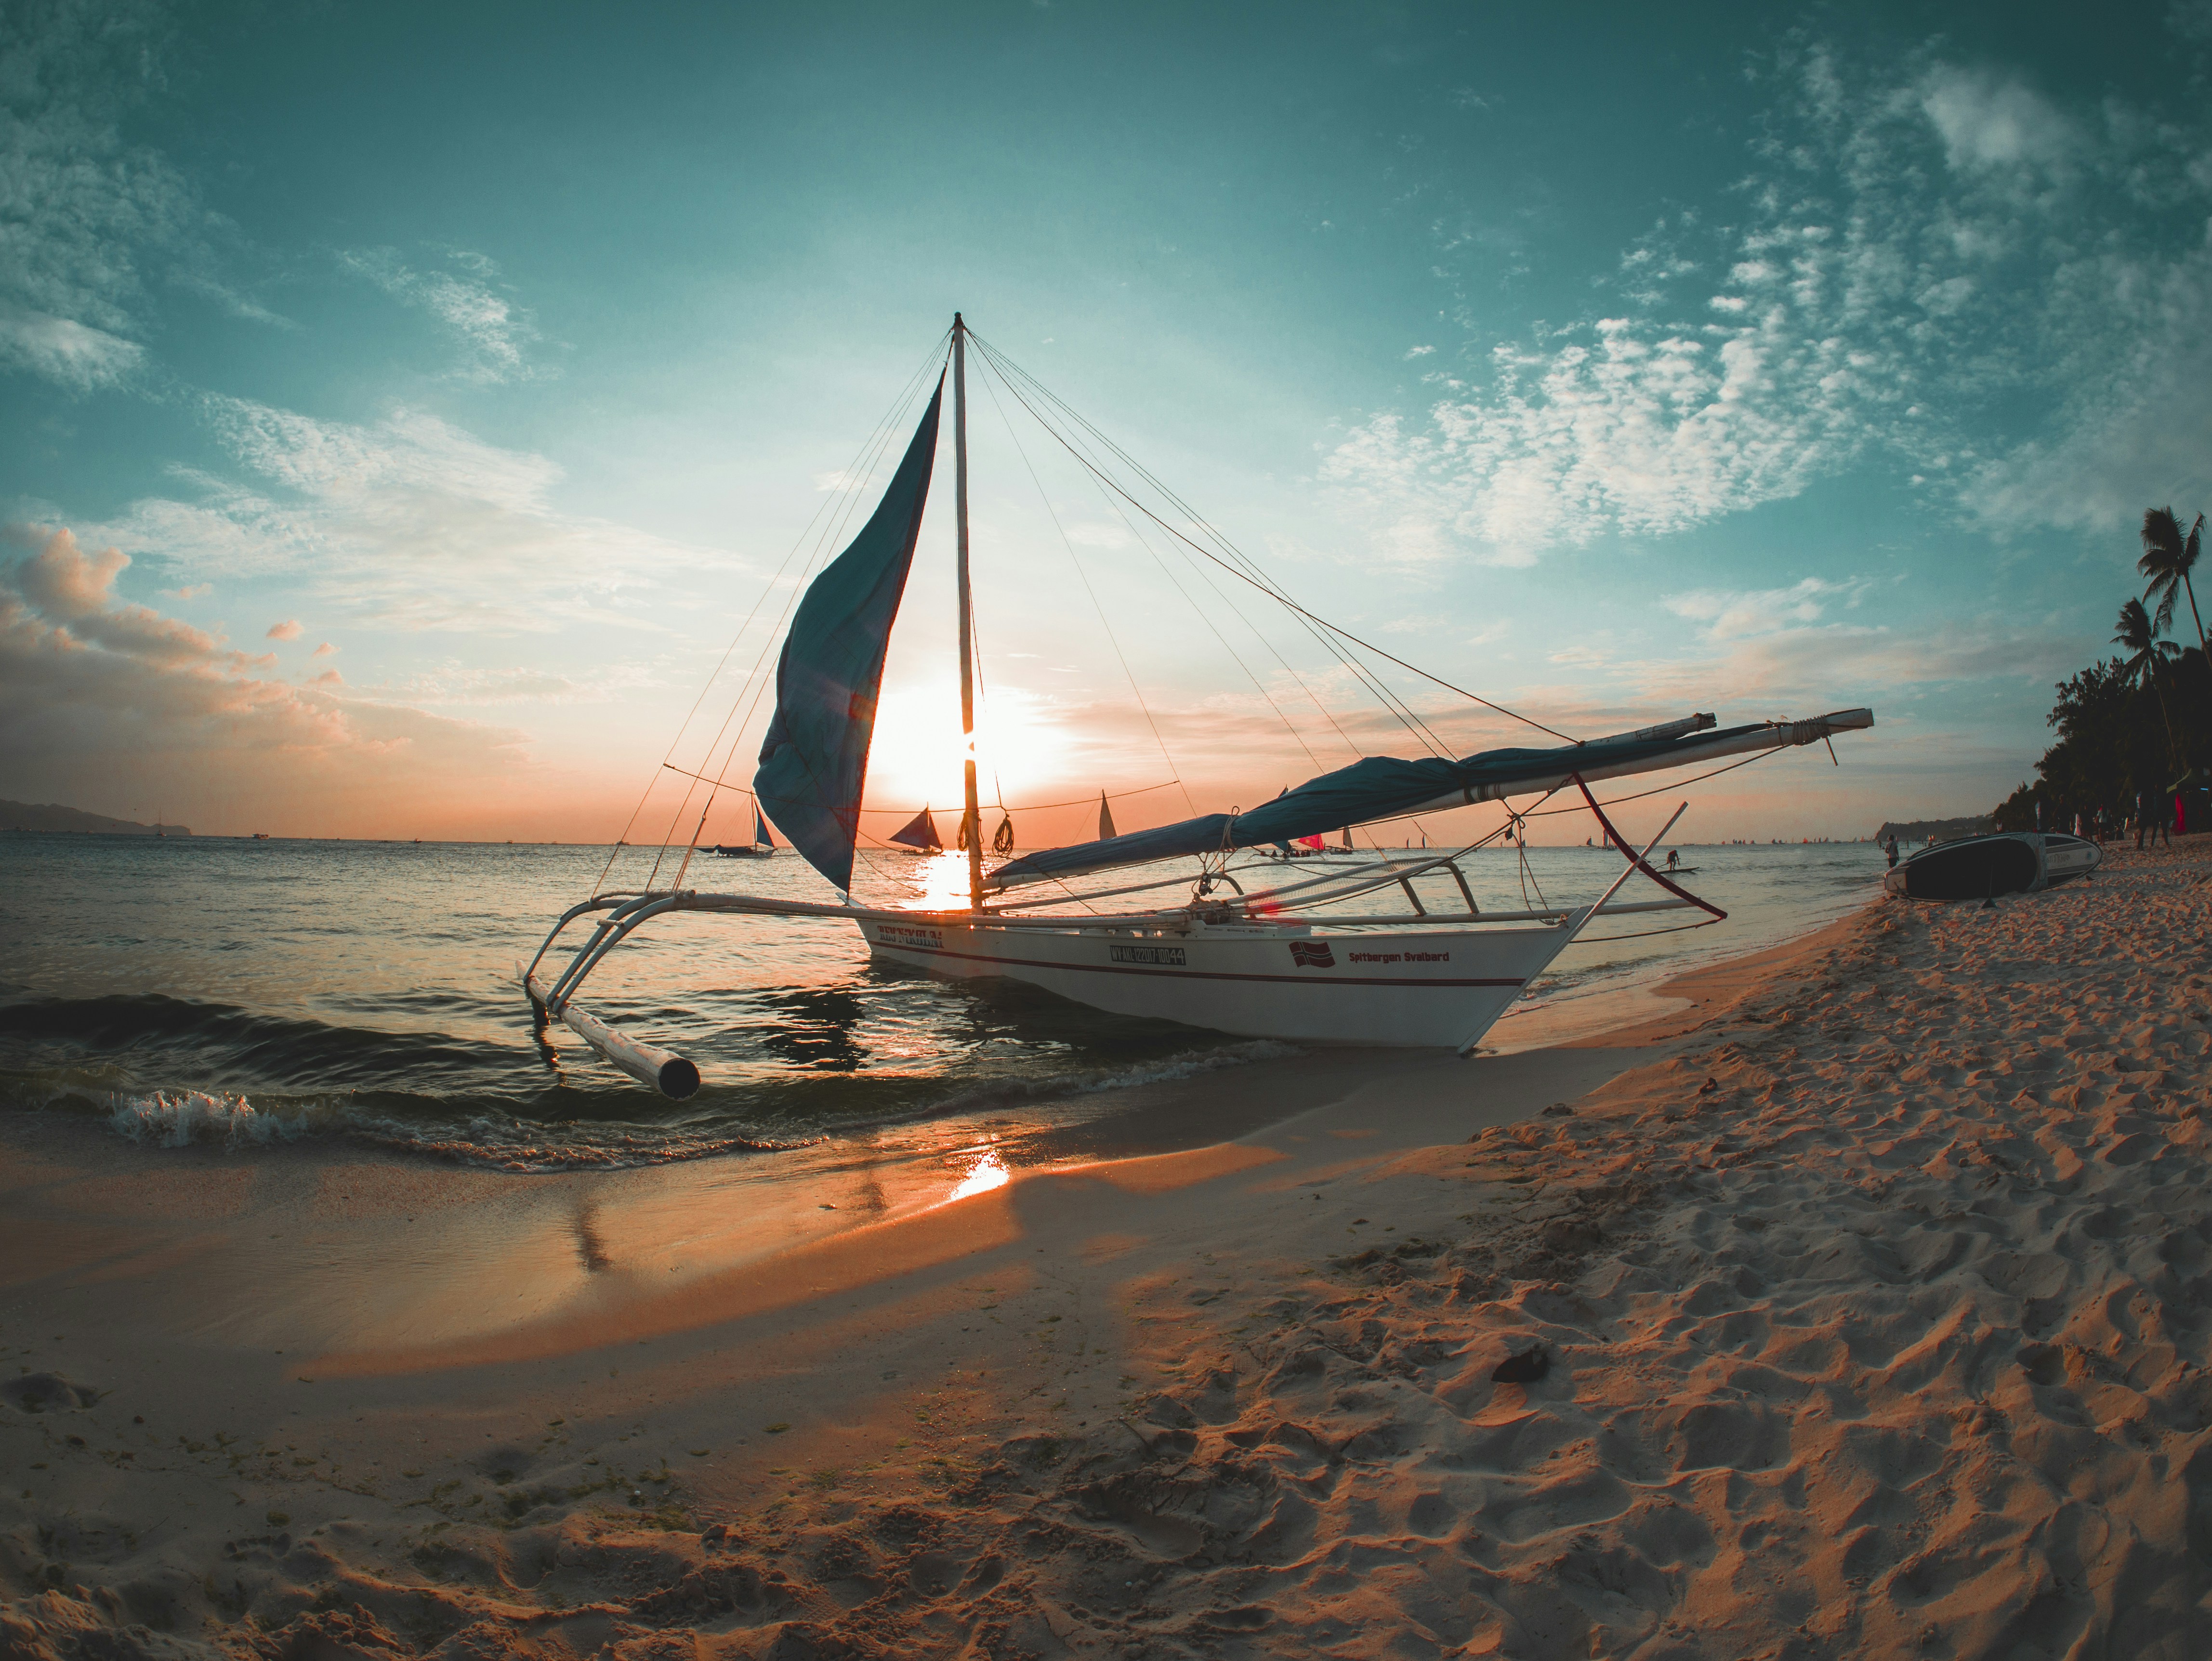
[[5, 842, 2209, 1658]]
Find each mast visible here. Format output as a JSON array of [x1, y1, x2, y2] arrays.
[[954, 313, 983, 910]]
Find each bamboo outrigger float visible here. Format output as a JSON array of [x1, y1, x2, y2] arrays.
[[524, 316, 1874, 1097]]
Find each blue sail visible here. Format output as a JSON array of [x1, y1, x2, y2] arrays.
[[990, 721, 1782, 886], [754, 381, 944, 892]]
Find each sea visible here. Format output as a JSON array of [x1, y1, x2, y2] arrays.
[[0, 834, 1883, 1173]]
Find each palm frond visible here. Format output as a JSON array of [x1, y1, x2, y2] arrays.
[[2141, 505, 2188, 581], [2114, 595, 2157, 653]]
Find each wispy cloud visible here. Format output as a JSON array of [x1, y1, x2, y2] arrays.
[[338, 247, 543, 383], [1662, 577, 1858, 640], [84, 394, 729, 633], [265, 618, 303, 641], [1323, 38, 2212, 564]]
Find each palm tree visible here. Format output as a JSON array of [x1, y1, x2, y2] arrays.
[[2139, 507, 2209, 663], [2114, 595, 2179, 757]]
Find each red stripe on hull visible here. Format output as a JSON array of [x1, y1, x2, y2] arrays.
[[873, 938, 1524, 989]]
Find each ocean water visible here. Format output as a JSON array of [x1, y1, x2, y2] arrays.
[[0, 833, 1883, 1170]]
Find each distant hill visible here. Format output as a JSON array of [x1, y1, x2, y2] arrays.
[[0, 799, 191, 836], [1875, 815, 1991, 845]]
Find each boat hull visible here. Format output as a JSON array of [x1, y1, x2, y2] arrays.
[[1882, 831, 2100, 901], [856, 916, 1579, 1050]]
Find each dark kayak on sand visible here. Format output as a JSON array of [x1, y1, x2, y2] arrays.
[[1882, 831, 2099, 902]]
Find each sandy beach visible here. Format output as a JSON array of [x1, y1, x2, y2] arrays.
[[6, 843, 2211, 1659]]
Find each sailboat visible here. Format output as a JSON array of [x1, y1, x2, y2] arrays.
[[707, 802, 778, 858], [888, 806, 943, 854], [523, 316, 1874, 1098]]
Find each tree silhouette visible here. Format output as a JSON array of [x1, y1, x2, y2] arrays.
[[2139, 507, 2208, 665]]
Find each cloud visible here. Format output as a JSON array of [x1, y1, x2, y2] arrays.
[[342, 662, 653, 707], [311, 641, 336, 657], [1917, 67, 2078, 173], [85, 394, 724, 633], [1323, 41, 2212, 563], [162, 583, 211, 601], [0, 2, 227, 392], [1403, 344, 1436, 358], [266, 618, 303, 641], [308, 669, 342, 686], [1064, 522, 1130, 549], [338, 248, 542, 383], [0, 522, 535, 832], [1662, 578, 1850, 640], [0, 303, 145, 389]]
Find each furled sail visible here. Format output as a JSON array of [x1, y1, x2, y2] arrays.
[[753, 382, 945, 892], [1098, 791, 1116, 841], [989, 709, 1874, 889], [888, 807, 943, 850]]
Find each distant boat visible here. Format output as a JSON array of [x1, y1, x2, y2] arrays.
[[887, 805, 942, 854], [709, 804, 778, 857], [252, 832, 270, 840], [1883, 832, 2098, 902]]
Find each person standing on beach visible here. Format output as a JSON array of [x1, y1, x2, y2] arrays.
[[1884, 835, 1898, 869]]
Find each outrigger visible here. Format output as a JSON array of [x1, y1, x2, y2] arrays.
[[523, 316, 1873, 1097]]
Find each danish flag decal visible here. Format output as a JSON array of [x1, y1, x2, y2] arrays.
[[1288, 940, 1336, 968]]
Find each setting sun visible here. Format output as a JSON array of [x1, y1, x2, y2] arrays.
[[862, 673, 1064, 821]]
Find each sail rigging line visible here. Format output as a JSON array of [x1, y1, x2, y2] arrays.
[[969, 331, 1459, 752], [1567, 918, 1725, 945], [972, 336, 1481, 759], [667, 355, 947, 883], [969, 356, 1199, 811], [967, 331, 1488, 755], [649, 341, 952, 896], [602, 330, 950, 899], [618, 339, 946, 895], [971, 340, 1451, 766], [966, 330, 1575, 744], [1514, 747, 1775, 820], [1047, 400, 1332, 774], [845, 781, 1182, 816]]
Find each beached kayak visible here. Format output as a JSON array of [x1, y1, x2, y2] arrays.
[[1882, 831, 2100, 902]]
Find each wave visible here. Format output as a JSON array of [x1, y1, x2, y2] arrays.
[[0, 990, 1297, 1173], [106, 1087, 323, 1149]]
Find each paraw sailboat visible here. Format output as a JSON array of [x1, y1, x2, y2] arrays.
[[524, 316, 1873, 1098]]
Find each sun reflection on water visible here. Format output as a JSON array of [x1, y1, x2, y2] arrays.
[[948, 1148, 1010, 1200], [903, 847, 985, 911]]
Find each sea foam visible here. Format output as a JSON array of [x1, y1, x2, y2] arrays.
[[106, 1088, 296, 1148]]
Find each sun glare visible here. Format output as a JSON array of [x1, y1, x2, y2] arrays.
[[865, 675, 1060, 818], [948, 1148, 1010, 1201]]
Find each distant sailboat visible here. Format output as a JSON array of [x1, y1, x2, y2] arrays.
[[524, 314, 1875, 1098], [710, 804, 777, 858], [888, 806, 943, 853]]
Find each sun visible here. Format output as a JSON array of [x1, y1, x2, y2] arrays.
[[863, 673, 1061, 820]]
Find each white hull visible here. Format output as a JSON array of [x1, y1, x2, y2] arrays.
[[856, 914, 1581, 1050]]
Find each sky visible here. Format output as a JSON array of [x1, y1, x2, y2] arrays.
[[6, 0, 2212, 847]]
